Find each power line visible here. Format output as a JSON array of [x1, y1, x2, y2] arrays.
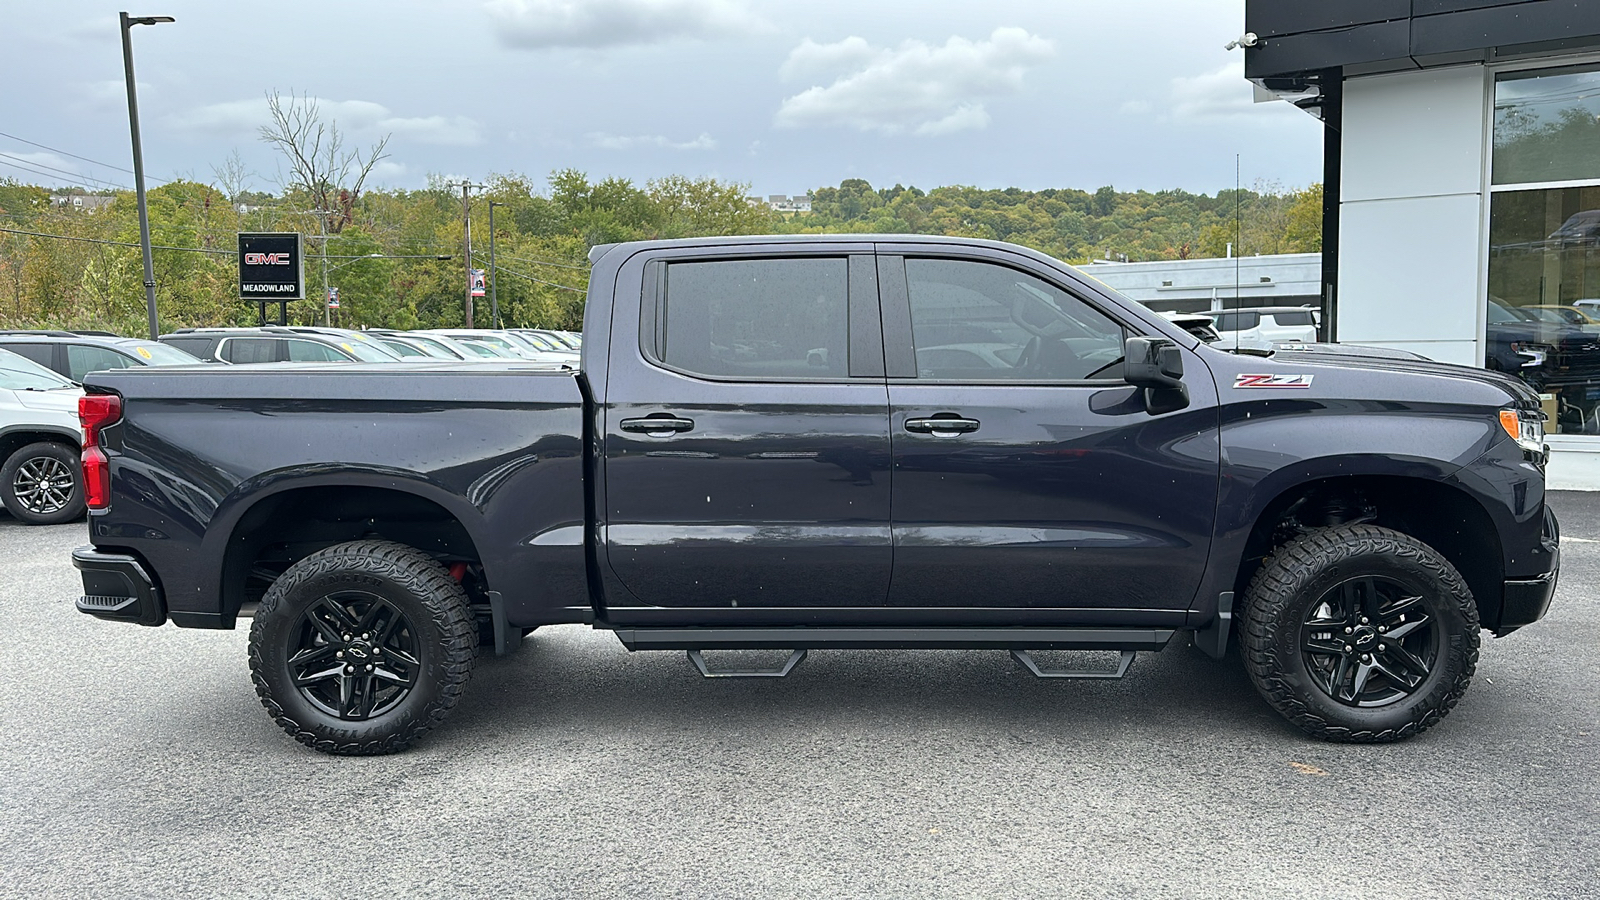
[[0, 226, 455, 262], [483, 249, 588, 271], [0, 151, 129, 190], [0, 129, 141, 177], [0, 225, 233, 255], [489, 263, 587, 294], [0, 157, 127, 193]]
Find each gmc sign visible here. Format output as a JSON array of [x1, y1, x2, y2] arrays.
[[237, 233, 304, 301]]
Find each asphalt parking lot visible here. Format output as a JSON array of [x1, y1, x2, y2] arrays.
[[1, 498, 1596, 899]]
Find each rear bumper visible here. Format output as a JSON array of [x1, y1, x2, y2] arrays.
[[1495, 506, 1560, 636], [72, 546, 165, 626]]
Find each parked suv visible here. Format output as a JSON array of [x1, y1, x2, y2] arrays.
[[0, 348, 83, 525], [1205, 306, 1319, 348], [0, 331, 200, 384], [160, 327, 403, 364]]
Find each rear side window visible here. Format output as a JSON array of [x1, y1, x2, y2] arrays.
[[161, 337, 215, 359], [1270, 311, 1315, 327], [1210, 311, 1260, 332], [287, 339, 348, 362], [655, 257, 849, 379], [66, 344, 136, 382], [223, 338, 280, 364], [0, 342, 53, 367]]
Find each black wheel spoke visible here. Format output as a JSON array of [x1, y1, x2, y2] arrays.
[[1378, 643, 1430, 680], [294, 664, 343, 687], [288, 643, 336, 668], [1347, 660, 1374, 701], [1384, 616, 1430, 641]]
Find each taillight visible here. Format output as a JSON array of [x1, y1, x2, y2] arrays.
[[79, 394, 121, 510]]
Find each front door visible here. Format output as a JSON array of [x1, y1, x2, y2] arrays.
[[602, 250, 892, 614], [878, 250, 1220, 619]]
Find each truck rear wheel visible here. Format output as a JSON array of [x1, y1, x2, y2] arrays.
[[1, 441, 84, 525], [1241, 524, 1479, 742], [248, 540, 477, 755]]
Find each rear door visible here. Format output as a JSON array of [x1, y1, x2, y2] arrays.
[[878, 247, 1220, 622], [601, 245, 892, 615]]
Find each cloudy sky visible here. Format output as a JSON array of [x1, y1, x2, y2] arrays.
[[2, 0, 1322, 198]]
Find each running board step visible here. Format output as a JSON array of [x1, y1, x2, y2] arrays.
[[687, 649, 807, 678], [613, 626, 1175, 652], [1011, 649, 1136, 680]]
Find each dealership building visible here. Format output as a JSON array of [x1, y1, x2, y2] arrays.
[[1231, 1, 1600, 486]]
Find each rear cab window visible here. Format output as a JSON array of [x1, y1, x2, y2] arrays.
[[647, 257, 850, 379]]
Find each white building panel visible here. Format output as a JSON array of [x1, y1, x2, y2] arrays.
[[1341, 65, 1490, 203]]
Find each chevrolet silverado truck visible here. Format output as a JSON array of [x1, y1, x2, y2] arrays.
[[72, 235, 1560, 755]]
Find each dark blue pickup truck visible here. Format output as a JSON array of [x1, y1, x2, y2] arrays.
[[72, 235, 1560, 754]]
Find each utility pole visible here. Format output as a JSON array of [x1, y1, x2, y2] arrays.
[[316, 209, 330, 327], [119, 12, 175, 340], [459, 182, 481, 328], [488, 200, 503, 329]]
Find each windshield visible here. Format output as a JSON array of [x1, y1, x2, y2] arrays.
[[123, 341, 200, 366], [0, 349, 74, 390], [379, 339, 428, 357], [403, 334, 466, 359]]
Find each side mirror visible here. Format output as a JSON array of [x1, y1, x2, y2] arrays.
[[1124, 336, 1189, 414]]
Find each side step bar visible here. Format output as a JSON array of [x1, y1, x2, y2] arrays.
[[614, 626, 1174, 652]]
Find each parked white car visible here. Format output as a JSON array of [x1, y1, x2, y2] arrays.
[[1205, 306, 1319, 349], [0, 348, 85, 524]]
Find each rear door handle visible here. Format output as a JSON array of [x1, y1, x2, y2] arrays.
[[620, 415, 695, 435], [904, 416, 980, 435]]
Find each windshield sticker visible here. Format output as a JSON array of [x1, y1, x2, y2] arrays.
[[135, 347, 153, 359], [1235, 373, 1314, 389]]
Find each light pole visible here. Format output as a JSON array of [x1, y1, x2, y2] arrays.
[[119, 12, 174, 340], [488, 201, 503, 328]]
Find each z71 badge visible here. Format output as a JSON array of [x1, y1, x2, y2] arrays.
[[1234, 373, 1314, 389]]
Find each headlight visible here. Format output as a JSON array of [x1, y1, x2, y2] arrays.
[[1510, 341, 1552, 367], [1499, 407, 1546, 454]]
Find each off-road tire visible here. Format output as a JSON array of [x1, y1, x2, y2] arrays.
[[1241, 524, 1479, 742], [0, 441, 84, 525], [249, 540, 477, 755]]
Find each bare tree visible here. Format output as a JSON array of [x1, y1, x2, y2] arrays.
[[258, 90, 390, 232], [210, 149, 254, 205]]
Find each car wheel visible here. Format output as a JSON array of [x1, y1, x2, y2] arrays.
[[249, 540, 477, 755], [0, 441, 84, 525], [1241, 524, 1479, 743]]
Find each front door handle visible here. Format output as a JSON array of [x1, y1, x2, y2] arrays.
[[620, 415, 695, 436], [905, 416, 980, 435]]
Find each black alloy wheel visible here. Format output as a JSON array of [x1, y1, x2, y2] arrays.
[[250, 540, 476, 755], [1242, 524, 1478, 743], [1299, 576, 1438, 707], [287, 592, 422, 721], [0, 441, 85, 525]]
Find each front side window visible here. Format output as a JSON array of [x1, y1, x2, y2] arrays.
[[1489, 63, 1600, 434], [904, 258, 1124, 381], [656, 257, 849, 379], [66, 345, 136, 382]]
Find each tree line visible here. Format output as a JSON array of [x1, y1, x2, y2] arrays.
[[0, 161, 1320, 335]]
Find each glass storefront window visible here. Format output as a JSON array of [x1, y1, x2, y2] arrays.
[[1493, 65, 1600, 185], [1489, 65, 1600, 434]]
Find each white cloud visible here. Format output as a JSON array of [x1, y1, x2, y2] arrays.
[[587, 132, 717, 150], [1169, 61, 1268, 121], [485, 0, 768, 50], [166, 96, 482, 146], [774, 27, 1054, 137]]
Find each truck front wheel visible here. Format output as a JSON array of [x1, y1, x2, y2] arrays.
[[248, 540, 477, 755], [1241, 524, 1479, 742]]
